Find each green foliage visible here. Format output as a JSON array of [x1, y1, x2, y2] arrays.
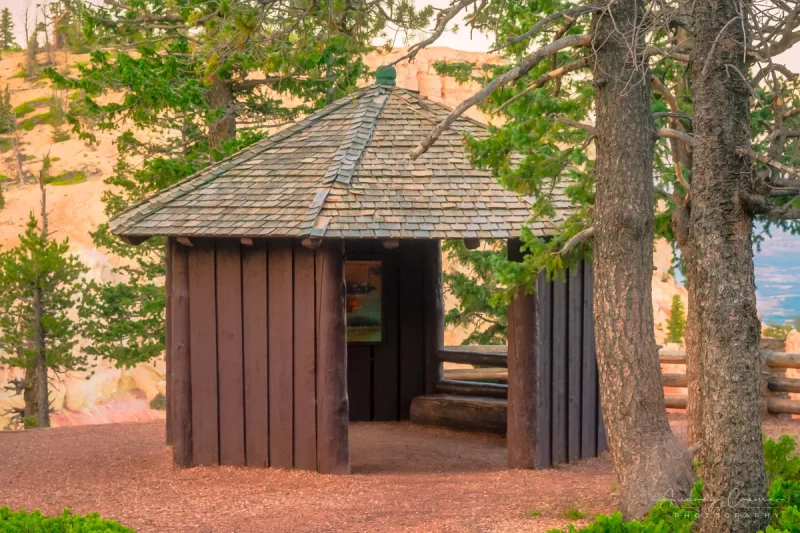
[[563, 509, 587, 520], [0, 86, 14, 134], [442, 240, 521, 344], [149, 392, 167, 411], [0, 158, 89, 426], [0, 507, 133, 532], [765, 324, 795, 339], [521, 509, 541, 518], [548, 436, 800, 533], [0, 8, 17, 51], [765, 435, 800, 484], [10, 69, 26, 80], [13, 96, 52, 117], [0, 186, 4, 210], [63, 0, 432, 367], [547, 480, 702, 533], [665, 295, 686, 344], [45, 171, 86, 186]]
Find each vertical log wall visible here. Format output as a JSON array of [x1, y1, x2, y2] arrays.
[[528, 262, 608, 468], [168, 237, 348, 472], [344, 240, 442, 422]]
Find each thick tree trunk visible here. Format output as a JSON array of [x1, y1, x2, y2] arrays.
[[591, 0, 694, 517], [689, 0, 768, 530], [33, 287, 50, 428], [207, 76, 236, 148]]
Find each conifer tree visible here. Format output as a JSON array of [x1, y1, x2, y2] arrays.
[[0, 8, 17, 51], [665, 295, 686, 344], [57, 0, 431, 368], [0, 157, 88, 428], [0, 85, 14, 134]]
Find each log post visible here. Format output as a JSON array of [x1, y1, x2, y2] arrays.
[[171, 239, 193, 467], [507, 287, 539, 469], [165, 238, 173, 446], [423, 240, 444, 395], [316, 240, 349, 474]]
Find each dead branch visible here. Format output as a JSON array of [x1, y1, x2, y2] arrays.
[[389, 0, 480, 66], [741, 191, 800, 219], [559, 226, 595, 257], [736, 146, 800, 180], [659, 128, 695, 146], [411, 34, 591, 160], [548, 113, 596, 135], [492, 5, 601, 52], [495, 57, 591, 113]]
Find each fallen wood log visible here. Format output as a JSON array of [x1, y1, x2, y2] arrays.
[[410, 394, 507, 435]]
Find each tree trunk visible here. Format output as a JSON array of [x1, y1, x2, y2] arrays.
[[33, 286, 50, 428], [22, 365, 38, 421], [689, 0, 768, 529], [207, 76, 236, 148], [591, 0, 694, 517]]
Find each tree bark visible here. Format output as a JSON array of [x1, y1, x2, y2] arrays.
[[33, 286, 50, 428], [206, 75, 236, 148], [591, 0, 694, 517], [689, 0, 768, 529]]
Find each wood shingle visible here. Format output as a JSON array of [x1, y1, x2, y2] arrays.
[[110, 82, 569, 240]]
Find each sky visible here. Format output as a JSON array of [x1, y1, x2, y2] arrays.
[[2, 0, 799, 323]]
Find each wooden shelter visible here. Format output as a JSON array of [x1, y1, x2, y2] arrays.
[[109, 66, 604, 473]]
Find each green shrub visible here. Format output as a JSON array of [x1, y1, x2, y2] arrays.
[[547, 436, 800, 533], [44, 171, 86, 186], [765, 435, 800, 484], [563, 509, 587, 520], [13, 96, 51, 117], [0, 507, 134, 532], [149, 393, 167, 411]]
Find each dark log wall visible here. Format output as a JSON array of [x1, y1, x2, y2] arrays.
[[344, 240, 442, 422], [168, 238, 348, 472], [532, 261, 608, 468]]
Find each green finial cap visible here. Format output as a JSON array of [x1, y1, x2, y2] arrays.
[[375, 65, 397, 86]]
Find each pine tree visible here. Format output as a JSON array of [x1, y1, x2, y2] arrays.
[[57, 0, 432, 368], [0, 85, 14, 134], [0, 8, 17, 51], [0, 157, 88, 429], [666, 295, 686, 344]]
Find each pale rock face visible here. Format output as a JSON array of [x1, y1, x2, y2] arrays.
[[787, 330, 800, 353]]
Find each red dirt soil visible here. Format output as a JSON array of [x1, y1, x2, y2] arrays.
[[2, 415, 800, 532]]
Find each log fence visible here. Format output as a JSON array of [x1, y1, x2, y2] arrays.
[[438, 346, 800, 417]]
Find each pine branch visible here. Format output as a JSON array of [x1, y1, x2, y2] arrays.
[[492, 6, 601, 52], [388, 0, 481, 66], [411, 34, 591, 160], [495, 57, 591, 113]]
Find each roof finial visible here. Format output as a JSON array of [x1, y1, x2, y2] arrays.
[[375, 65, 397, 86]]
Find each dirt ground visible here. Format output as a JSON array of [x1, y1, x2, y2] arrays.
[[3, 415, 800, 533]]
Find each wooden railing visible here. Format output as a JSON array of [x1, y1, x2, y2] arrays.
[[660, 350, 800, 416], [437, 346, 800, 416]]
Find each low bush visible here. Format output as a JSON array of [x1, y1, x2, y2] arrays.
[[0, 507, 134, 532], [547, 434, 800, 533], [149, 393, 167, 411]]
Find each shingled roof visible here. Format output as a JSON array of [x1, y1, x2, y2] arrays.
[[110, 73, 569, 241]]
